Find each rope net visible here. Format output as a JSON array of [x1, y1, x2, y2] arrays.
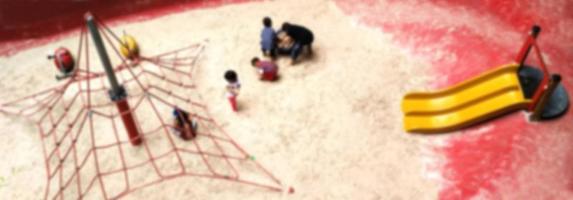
[[0, 17, 283, 199]]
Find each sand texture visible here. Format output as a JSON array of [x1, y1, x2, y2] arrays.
[[0, 0, 440, 199]]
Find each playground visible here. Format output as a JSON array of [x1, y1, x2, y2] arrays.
[[0, 0, 572, 199]]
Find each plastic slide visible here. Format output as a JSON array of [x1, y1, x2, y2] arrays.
[[402, 64, 531, 133]]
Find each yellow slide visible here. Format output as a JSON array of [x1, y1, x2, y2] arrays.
[[402, 64, 531, 133]]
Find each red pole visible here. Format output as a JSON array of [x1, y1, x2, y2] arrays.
[[527, 42, 550, 111], [515, 25, 541, 66], [514, 25, 552, 111], [116, 99, 142, 145]]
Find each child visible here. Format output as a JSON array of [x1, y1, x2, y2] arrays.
[[172, 107, 198, 140], [224, 70, 241, 112], [251, 57, 278, 81], [260, 17, 277, 58], [276, 31, 294, 55]]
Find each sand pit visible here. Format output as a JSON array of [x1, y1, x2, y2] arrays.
[[0, 0, 442, 199]]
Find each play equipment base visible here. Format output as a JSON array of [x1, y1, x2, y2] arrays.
[[518, 66, 569, 119]]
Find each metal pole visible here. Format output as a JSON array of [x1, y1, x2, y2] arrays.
[[85, 14, 121, 93], [530, 74, 561, 121], [85, 13, 142, 145]]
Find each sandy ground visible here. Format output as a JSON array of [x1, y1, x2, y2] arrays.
[[0, 0, 442, 199]]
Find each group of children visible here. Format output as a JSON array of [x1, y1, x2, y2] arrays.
[[259, 17, 314, 65], [47, 17, 315, 142], [171, 74, 240, 141], [222, 16, 315, 111], [221, 17, 315, 114]]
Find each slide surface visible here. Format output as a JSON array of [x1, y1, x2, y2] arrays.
[[402, 64, 531, 133]]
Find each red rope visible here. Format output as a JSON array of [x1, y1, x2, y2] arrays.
[[0, 18, 286, 200], [527, 41, 550, 111]]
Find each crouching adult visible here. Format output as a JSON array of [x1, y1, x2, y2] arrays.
[[281, 22, 314, 65]]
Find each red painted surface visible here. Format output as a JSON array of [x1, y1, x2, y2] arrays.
[[2, 0, 572, 199], [0, 0, 254, 56], [335, 0, 572, 199]]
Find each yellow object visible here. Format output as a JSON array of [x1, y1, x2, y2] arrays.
[[120, 35, 139, 60], [401, 64, 531, 133]]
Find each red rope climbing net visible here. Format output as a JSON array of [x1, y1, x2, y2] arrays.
[[0, 17, 284, 199]]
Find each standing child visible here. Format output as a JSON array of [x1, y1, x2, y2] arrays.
[[251, 57, 279, 81], [260, 17, 277, 58], [224, 70, 241, 112]]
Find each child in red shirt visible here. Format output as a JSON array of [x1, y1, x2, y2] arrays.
[[251, 57, 279, 81]]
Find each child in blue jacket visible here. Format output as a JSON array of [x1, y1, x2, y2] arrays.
[[260, 17, 277, 58]]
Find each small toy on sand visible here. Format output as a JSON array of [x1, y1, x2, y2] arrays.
[[47, 47, 76, 80], [251, 57, 279, 81], [172, 107, 198, 140], [224, 70, 241, 112], [120, 33, 140, 61]]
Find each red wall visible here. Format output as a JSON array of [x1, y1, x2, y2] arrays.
[[0, 0, 252, 56]]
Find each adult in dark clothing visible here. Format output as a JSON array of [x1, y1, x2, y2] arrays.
[[281, 22, 314, 64]]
